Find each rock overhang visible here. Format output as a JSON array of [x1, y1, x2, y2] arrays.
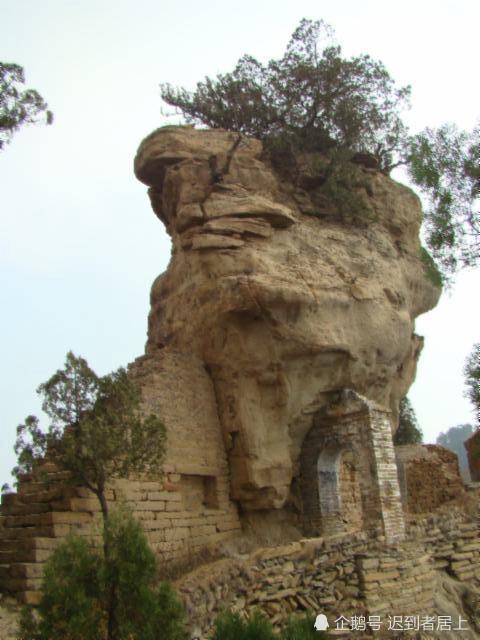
[[135, 125, 441, 514]]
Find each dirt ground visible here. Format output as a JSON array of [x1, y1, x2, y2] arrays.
[[0, 594, 20, 640]]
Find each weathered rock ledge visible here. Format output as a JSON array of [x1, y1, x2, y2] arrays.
[[134, 126, 441, 513]]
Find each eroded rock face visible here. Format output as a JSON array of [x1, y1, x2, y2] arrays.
[[134, 126, 440, 511]]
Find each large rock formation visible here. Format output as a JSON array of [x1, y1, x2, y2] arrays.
[[134, 126, 440, 514]]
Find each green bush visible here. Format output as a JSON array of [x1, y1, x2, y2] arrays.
[[35, 536, 104, 640], [153, 583, 189, 640], [211, 611, 275, 640], [17, 511, 188, 640], [161, 19, 411, 174], [316, 150, 375, 224], [102, 510, 157, 639], [210, 611, 330, 640], [280, 614, 329, 639], [420, 246, 443, 289], [16, 607, 41, 640]]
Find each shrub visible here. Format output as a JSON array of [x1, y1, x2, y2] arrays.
[[210, 611, 275, 640], [18, 536, 104, 640], [17, 511, 188, 640], [209, 611, 330, 640], [315, 149, 375, 224], [420, 246, 443, 289], [280, 613, 329, 639], [152, 583, 189, 640], [161, 19, 410, 174], [16, 607, 41, 640]]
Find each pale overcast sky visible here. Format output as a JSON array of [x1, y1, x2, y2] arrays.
[[1, 0, 479, 486]]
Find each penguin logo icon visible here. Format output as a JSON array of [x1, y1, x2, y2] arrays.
[[314, 613, 329, 631]]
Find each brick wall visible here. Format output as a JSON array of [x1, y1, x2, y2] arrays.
[[0, 347, 241, 604], [395, 444, 465, 513], [299, 390, 405, 543]]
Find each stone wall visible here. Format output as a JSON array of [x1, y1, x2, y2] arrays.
[[339, 450, 363, 533], [174, 510, 479, 638], [0, 348, 241, 604], [407, 509, 480, 582], [395, 444, 465, 513], [0, 467, 239, 604], [0, 388, 408, 605], [299, 391, 405, 543], [176, 534, 440, 637]]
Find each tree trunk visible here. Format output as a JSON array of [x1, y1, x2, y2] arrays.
[[96, 488, 118, 640], [98, 489, 109, 523]]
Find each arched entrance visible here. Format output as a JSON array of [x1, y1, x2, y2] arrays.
[[298, 390, 405, 542], [301, 440, 363, 536]]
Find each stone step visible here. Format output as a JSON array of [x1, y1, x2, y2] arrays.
[[2, 576, 43, 592], [0, 524, 66, 539], [0, 547, 51, 564], [1, 501, 54, 516], [3, 511, 92, 528], [9, 563, 45, 578]]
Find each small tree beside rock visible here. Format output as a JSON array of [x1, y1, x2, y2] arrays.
[[13, 352, 168, 640]]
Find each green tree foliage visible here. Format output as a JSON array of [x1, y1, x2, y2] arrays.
[[281, 614, 328, 639], [393, 397, 423, 445], [161, 19, 410, 173], [464, 343, 480, 429], [13, 352, 166, 522], [0, 62, 52, 150], [211, 611, 275, 640], [17, 511, 188, 640], [209, 611, 329, 640], [153, 583, 189, 640], [29, 536, 104, 640], [420, 246, 444, 289], [408, 123, 480, 276], [436, 423, 473, 480], [14, 354, 167, 640]]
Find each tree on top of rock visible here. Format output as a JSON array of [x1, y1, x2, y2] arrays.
[[161, 19, 411, 174]]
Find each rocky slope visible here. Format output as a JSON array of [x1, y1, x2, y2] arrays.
[[134, 126, 440, 513]]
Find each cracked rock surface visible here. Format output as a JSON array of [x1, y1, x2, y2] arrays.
[[134, 126, 440, 512]]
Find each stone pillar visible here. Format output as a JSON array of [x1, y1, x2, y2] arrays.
[[368, 407, 405, 543]]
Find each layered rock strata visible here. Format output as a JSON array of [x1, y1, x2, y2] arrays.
[[134, 126, 441, 514]]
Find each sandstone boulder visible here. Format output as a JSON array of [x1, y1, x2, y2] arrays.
[[134, 126, 440, 512]]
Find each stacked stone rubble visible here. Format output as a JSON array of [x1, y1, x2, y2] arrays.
[[176, 533, 442, 638], [408, 510, 480, 582]]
